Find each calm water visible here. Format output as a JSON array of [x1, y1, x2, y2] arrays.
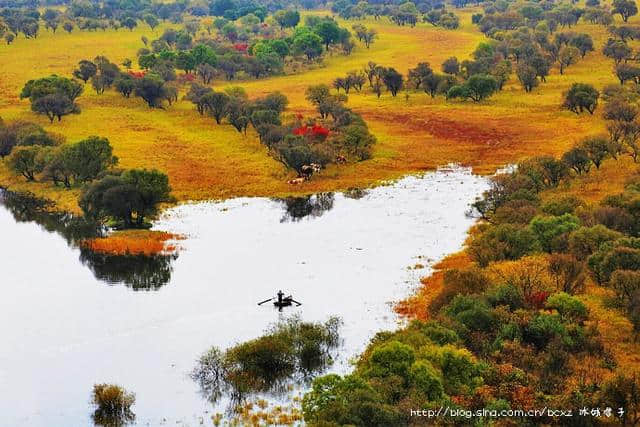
[[0, 166, 488, 426]]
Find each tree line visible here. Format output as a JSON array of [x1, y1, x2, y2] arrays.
[[0, 118, 171, 228]]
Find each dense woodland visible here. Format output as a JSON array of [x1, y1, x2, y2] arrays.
[[5, 0, 640, 425]]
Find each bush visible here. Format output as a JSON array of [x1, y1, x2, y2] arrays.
[[444, 295, 496, 333], [529, 214, 581, 253], [546, 292, 588, 322], [569, 225, 623, 260], [192, 316, 342, 399], [541, 195, 584, 216], [524, 314, 566, 349], [487, 284, 524, 310], [410, 360, 444, 401], [364, 341, 415, 382], [469, 224, 541, 266], [91, 383, 135, 425]]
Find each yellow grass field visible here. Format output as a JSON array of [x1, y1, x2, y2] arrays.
[[0, 8, 632, 212]]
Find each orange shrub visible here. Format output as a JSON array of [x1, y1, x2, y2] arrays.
[[81, 230, 183, 256]]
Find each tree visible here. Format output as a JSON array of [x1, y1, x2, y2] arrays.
[[442, 57, 460, 75], [43, 9, 60, 33], [73, 60, 98, 84], [293, 31, 323, 60], [603, 38, 632, 64], [580, 136, 609, 168], [562, 147, 591, 174], [422, 73, 444, 98], [121, 168, 171, 225], [134, 74, 168, 108], [196, 63, 216, 84], [570, 34, 594, 58], [32, 93, 80, 122], [447, 74, 497, 102], [63, 22, 73, 33], [143, 14, 159, 30], [121, 17, 137, 31], [313, 20, 341, 50], [0, 125, 17, 158], [548, 255, 586, 294], [613, 0, 638, 22], [227, 98, 251, 134], [21, 75, 83, 103], [273, 136, 328, 175], [363, 29, 377, 48], [114, 74, 135, 98], [382, 68, 403, 96], [64, 136, 118, 183], [202, 92, 230, 124], [558, 46, 580, 75], [563, 83, 599, 114], [615, 63, 640, 85], [408, 62, 433, 89], [8, 146, 43, 181], [274, 10, 300, 29], [305, 84, 331, 109], [517, 64, 539, 93]]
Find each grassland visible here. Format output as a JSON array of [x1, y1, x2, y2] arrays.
[[0, 8, 632, 213]]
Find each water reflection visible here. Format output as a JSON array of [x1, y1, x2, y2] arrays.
[[0, 189, 176, 290], [0, 189, 103, 244], [79, 249, 177, 291], [92, 409, 135, 427], [276, 193, 335, 222]]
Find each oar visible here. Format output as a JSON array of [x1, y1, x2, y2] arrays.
[[257, 298, 274, 305], [290, 299, 302, 306]]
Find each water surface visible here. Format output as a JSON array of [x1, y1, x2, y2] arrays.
[[0, 166, 487, 426]]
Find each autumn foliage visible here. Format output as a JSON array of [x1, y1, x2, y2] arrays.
[[127, 70, 146, 79], [81, 230, 183, 256], [292, 123, 330, 138]]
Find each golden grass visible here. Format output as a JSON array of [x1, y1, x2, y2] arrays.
[[0, 8, 634, 214], [81, 230, 183, 256]]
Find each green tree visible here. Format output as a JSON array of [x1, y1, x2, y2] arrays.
[[313, 20, 341, 50], [32, 93, 80, 123], [121, 168, 171, 225], [143, 14, 159, 30], [121, 17, 137, 31], [73, 60, 97, 84], [65, 136, 118, 183], [202, 92, 230, 124], [293, 31, 324, 60], [447, 74, 498, 102], [8, 146, 43, 181], [613, 0, 638, 22], [517, 63, 539, 93], [114, 74, 135, 98], [529, 214, 581, 253], [382, 67, 404, 96], [580, 135, 609, 167], [274, 10, 300, 29], [563, 83, 599, 114], [134, 74, 168, 108]]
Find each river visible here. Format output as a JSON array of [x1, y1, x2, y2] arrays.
[[0, 166, 488, 426]]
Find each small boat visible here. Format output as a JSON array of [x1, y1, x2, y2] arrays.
[[258, 290, 302, 311]]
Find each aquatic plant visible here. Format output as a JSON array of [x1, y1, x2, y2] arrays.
[[191, 316, 342, 404], [91, 383, 135, 426]]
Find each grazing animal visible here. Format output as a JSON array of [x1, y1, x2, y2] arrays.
[[300, 164, 314, 178], [287, 177, 306, 185], [335, 155, 347, 164], [310, 163, 322, 173]]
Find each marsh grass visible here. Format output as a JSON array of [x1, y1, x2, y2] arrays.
[[91, 383, 135, 427]]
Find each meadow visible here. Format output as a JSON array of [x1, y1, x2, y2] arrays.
[[0, 7, 627, 212]]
